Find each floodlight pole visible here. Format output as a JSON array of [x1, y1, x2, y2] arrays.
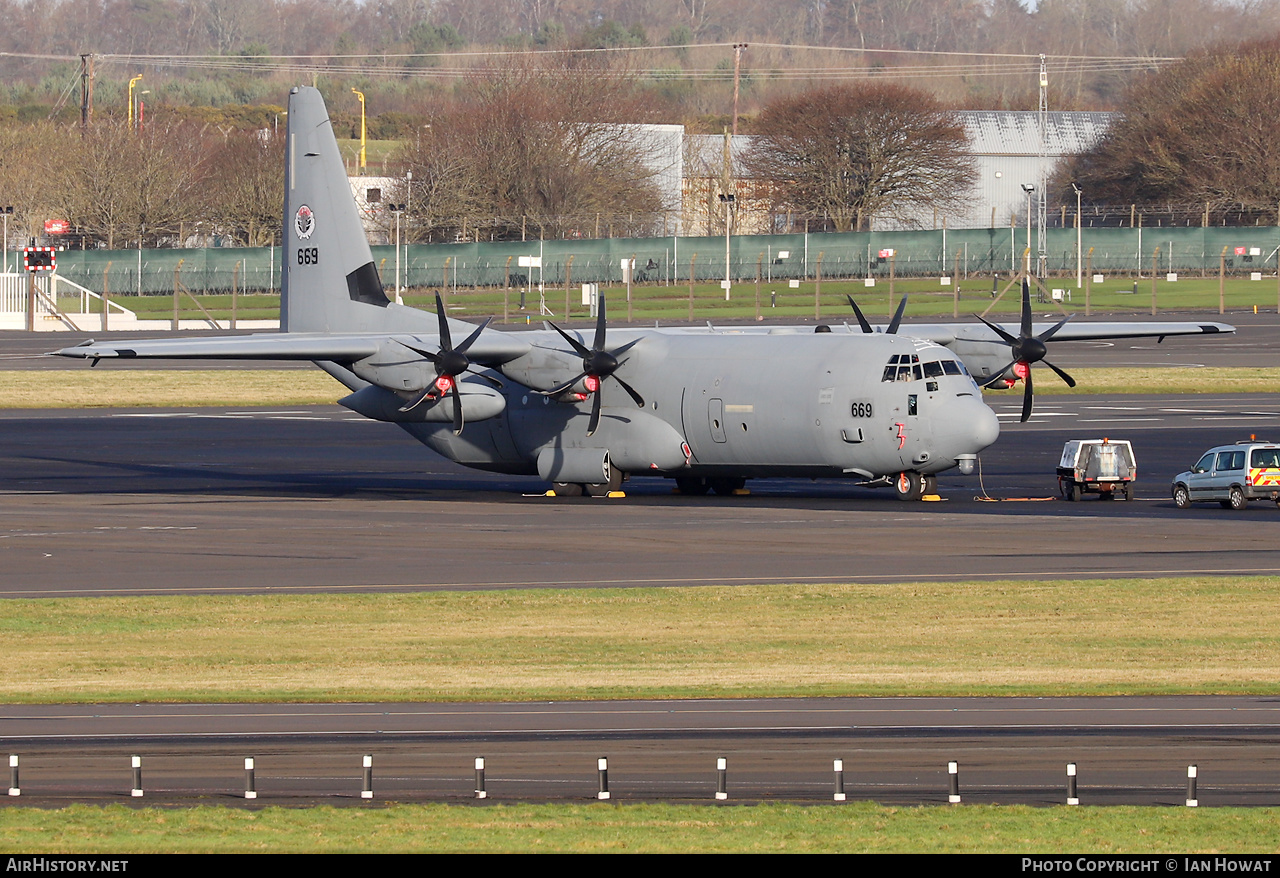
[[1072, 183, 1083, 288], [1022, 184, 1035, 278], [389, 203, 405, 304], [126, 74, 143, 130], [351, 88, 366, 175]]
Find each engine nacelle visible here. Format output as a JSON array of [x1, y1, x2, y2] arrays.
[[338, 381, 506, 423], [537, 447, 613, 484]]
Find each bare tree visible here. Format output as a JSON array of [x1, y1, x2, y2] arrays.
[[743, 83, 975, 231], [1060, 37, 1280, 216], [58, 121, 207, 248], [396, 57, 667, 239], [201, 130, 285, 246]]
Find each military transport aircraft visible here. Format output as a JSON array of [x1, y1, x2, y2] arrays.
[[54, 85, 999, 500]]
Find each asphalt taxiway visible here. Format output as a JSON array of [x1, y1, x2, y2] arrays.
[[1, 697, 1279, 806], [0, 315, 1277, 806]]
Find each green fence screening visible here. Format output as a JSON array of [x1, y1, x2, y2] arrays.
[[45, 226, 1280, 295]]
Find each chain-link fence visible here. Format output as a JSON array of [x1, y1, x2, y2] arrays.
[[42, 226, 1280, 296]]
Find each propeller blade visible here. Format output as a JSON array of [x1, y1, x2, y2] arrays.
[[434, 292, 452, 352], [974, 314, 1020, 347], [1042, 358, 1077, 388], [593, 295, 608, 352], [547, 321, 592, 358], [465, 367, 504, 389], [535, 371, 589, 397], [1020, 278, 1033, 338], [455, 317, 492, 355], [613, 374, 646, 408], [845, 296, 874, 333], [1020, 366, 1035, 422], [980, 362, 1019, 388], [396, 339, 441, 363], [886, 295, 908, 334], [587, 388, 603, 436], [450, 381, 464, 434], [398, 385, 436, 413], [1037, 313, 1073, 344]]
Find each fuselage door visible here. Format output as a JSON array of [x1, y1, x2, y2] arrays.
[[709, 398, 727, 443]]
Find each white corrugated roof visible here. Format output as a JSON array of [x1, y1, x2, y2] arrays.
[[956, 111, 1115, 156]]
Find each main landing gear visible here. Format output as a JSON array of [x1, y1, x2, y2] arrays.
[[674, 476, 748, 496]]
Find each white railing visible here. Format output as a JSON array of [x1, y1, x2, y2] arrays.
[[0, 272, 136, 320]]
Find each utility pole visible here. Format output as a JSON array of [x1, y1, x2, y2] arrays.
[[1036, 54, 1048, 279], [731, 43, 748, 136], [79, 54, 94, 131]]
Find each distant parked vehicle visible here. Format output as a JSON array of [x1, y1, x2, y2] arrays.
[[1171, 439, 1280, 510], [1057, 438, 1136, 501]]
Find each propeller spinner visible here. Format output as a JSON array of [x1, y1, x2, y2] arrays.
[[976, 278, 1076, 422], [397, 292, 501, 434], [541, 295, 644, 436]]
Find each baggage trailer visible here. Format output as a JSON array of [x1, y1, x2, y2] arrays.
[[1058, 438, 1136, 501]]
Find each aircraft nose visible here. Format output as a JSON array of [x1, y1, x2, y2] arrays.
[[969, 397, 1000, 451], [938, 394, 1000, 455]]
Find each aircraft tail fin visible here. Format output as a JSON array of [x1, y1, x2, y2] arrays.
[[281, 86, 425, 335]]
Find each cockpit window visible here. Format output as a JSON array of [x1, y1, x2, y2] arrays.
[[882, 354, 970, 383]]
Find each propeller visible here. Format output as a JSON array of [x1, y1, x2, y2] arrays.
[[541, 295, 645, 436], [846, 294, 907, 335], [975, 277, 1076, 422], [397, 292, 502, 435]]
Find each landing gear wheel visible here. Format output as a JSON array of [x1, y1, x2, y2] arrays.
[[1228, 486, 1247, 510], [923, 475, 938, 496], [893, 471, 924, 501], [584, 464, 625, 497], [552, 482, 583, 497], [709, 476, 746, 496], [675, 476, 710, 495], [1173, 484, 1191, 509]]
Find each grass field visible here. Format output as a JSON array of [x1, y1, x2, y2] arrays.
[[68, 274, 1280, 324], [2, 578, 1277, 703], [1, 802, 1277, 853]]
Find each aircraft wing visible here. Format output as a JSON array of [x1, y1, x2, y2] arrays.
[[940, 320, 1235, 344], [50, 330, 531, 364]]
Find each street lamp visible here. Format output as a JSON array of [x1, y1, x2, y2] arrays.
[[1021, 183, 1035, 277], [127, 74, 143, 130], [1071, 182, 1083, 289], [351, 88, 366, 175], [388, 203, 405, 304], [719, 192, 734, 301]]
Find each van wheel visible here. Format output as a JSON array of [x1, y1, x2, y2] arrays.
[[1069, 482, 1082, 502], [1173, 485, 1191, 509], [1228, 486, 1247, 510], [1124, 483, 1134, 501]]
